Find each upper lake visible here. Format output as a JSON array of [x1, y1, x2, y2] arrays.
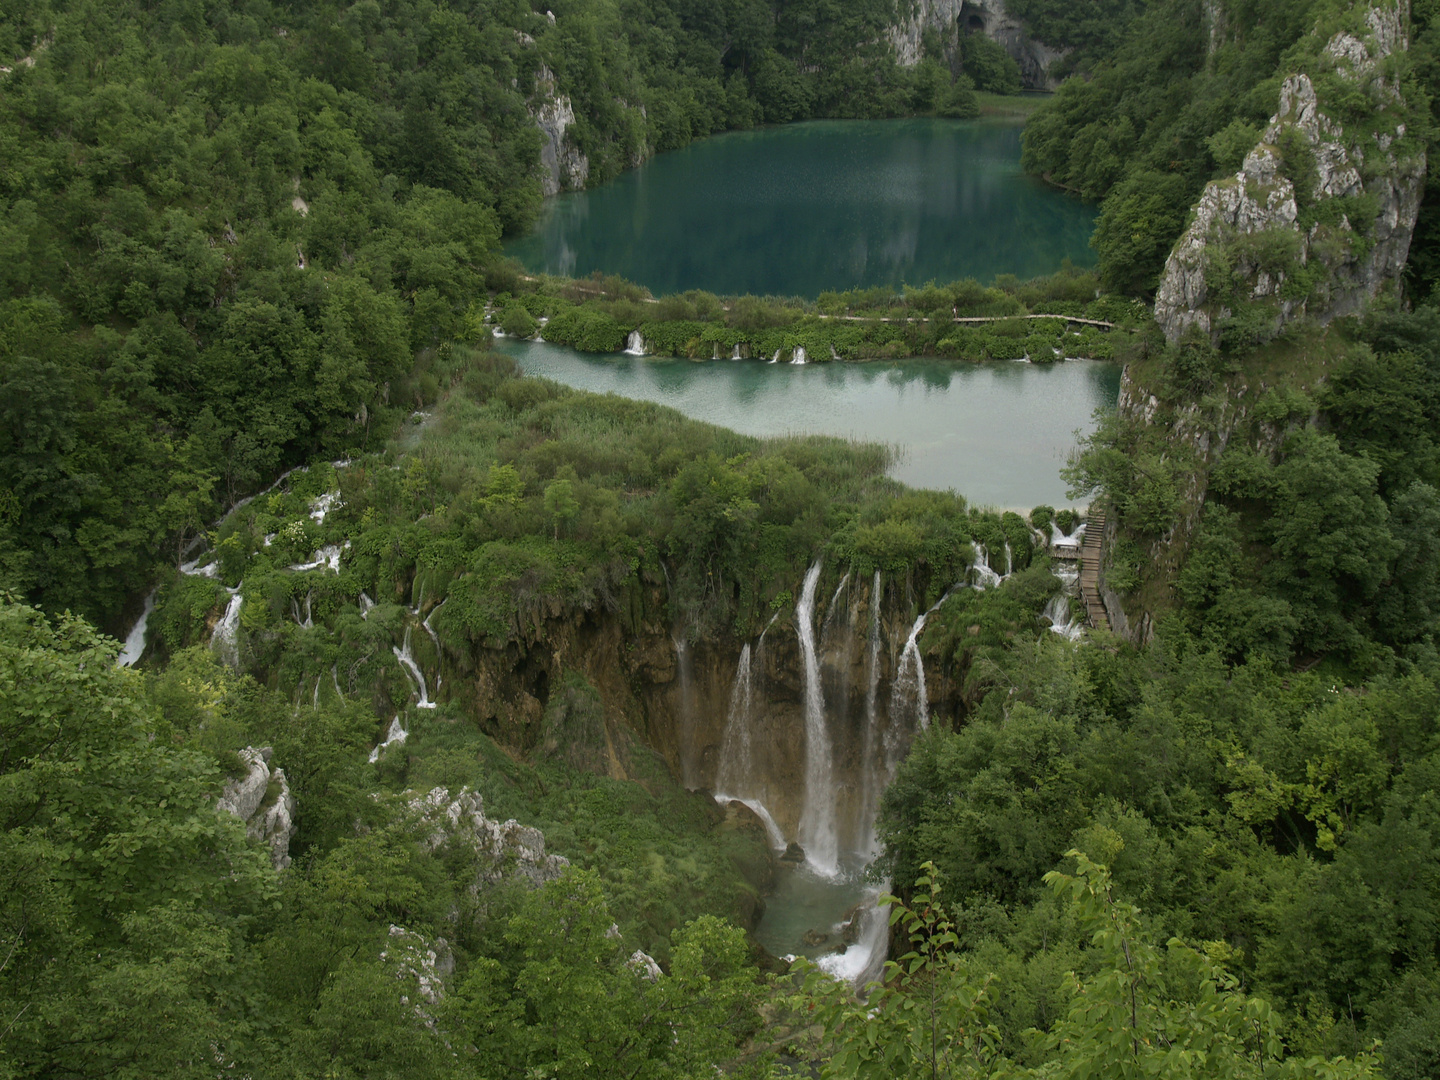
[[504, 118, 1098, 297]]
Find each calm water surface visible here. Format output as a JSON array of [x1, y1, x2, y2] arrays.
[[498, 339, 1120, 506], [505, 119, 1097, 297]]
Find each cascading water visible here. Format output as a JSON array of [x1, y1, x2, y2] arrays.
[[713, 642, 790, 851], [889, 606, 933, 733], [368, 716, 407, 763], [795, 561, 839, 877], [731, 344, 742, 360], [359, 592, 376, 618], [855, 571, 884, 858], [770, 350, 780, 363], [422, 602, 445, 691], [1044, 593, 1084, 640], [624, 330, 646, 356], [972, 544, 1003, 589], [392, 626, 436, 709], [674, 635, 698, 789], [212, 590, 243, 667], [116, 589, 158, 668], [791, 346, 807, 365]]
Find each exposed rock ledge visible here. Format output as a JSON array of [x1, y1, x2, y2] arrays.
[[218, 746, 296, 870], [404, 786, 569, 888], [1155, 0, 1424, 344], [889, 0, 1067, 90], [530, 62, 590, 197]]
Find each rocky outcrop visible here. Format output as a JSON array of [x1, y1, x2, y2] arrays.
[[530, 63, 590, 197], [1155, 1, 1423, 344], [380, 924, 453, 1020], [889, 0, 1067, 90], [218, 746, 296, 870], [404, 786, 569, 888]]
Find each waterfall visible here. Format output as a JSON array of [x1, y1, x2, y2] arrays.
[[795, 561, 838, 877], [674, 635, 697, 788], [393, 627, 436, 709], [856, 571, 884, 858], [770, 350, 780, 363], [1044, 593, 1084, 641], [972, 544, 1002, 590], [291, 591, 313, 628], [817, 883, 892, 988], [714, 644, 753, 797], [731, 344, 742, 360], [624, 330, 646, 356], [368, 716, 407, 763], [116, 589, 157, 668], [422, 602, 444, 691], [791, 346, 807, 365], [889, 606, 933, 733], [179, 555, 218, 579], [359, 592, 375, 618], [212, 590, 243, 667], [820, 574, 850, 639], [713, 643, 789, 851]]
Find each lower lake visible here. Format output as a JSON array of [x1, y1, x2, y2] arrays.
[[504, 118, 1098, 297], [497, 339, 1120, 507]]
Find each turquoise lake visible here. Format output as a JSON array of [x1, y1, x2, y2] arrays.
[[497, 339, 1120, 508], [504, 118, 1098, 297]]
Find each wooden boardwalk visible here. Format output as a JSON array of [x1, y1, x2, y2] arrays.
[[1079, 509, 1111, 632]]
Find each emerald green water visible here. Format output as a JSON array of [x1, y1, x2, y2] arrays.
[[505, 119, 1097, 297], [498, 339, 1120, 506]]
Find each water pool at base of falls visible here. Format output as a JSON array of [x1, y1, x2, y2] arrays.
[[755, 860, 890, 986]]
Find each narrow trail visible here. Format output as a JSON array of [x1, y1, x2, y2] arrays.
[[1079, 508, 1111, 632]]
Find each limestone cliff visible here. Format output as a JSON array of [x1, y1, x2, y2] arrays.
[[1155, 1, 1423, 344], [1107, 1, 1425, 644], [404, 785, 570, 888], [529, 61, 590, 197], [217, 746, 296, 870], [889, 0, 1068, 90]]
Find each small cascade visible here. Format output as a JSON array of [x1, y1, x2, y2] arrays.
[[816, 883, 892, 988], [1003, 541, 1013, 576], [791, 346, 807, 365], [290, 544, 342, 573], [674, 635, 698, 788], [211, 590, 243, 667], [422, 602, 445, 691], [368, 716, 408, 763], [856, 571, 884, 858], [795, 561, 839, 877], [714, 644, 791, 852], [359, 592, 376, 618], [392, 627, 436, 709], [770, 350, 780, 363], [179, 555, 218, 579], [1044, 593, 1085, 641], [116, 589, 158, 668], [309, 491, 340, 524], [714, 644, 754, 797], [332, 664, 343, 699], [889, 607, 933, 733], [624, 330, 646, 356], [313, 675, 321, 709], [731, 344, 742, 360], [820, 574, 850, 639], [971, 544, 1003, 590], [291, 591, 313, 628]]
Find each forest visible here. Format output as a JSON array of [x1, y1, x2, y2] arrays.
[[3, 0, 1440, 1077]]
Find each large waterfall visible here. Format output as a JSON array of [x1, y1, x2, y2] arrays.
[[795, 561, 839, 876]]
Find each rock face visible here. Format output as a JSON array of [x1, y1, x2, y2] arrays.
[[217, 746, 297, 870], [380, 924, 452, 1021], [405, 786, 569, 888], [888, 0, 1067, 89], [530, 63, 590, 197], [1155, 0, 1423, 344]]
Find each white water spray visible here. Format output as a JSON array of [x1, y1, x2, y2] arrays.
[[624, 330, 646, 356], [393, 627, 436, 708], [795, 561, 838, 876], [116, 589, 157, 668], [212, 590, 243, 667], [368, 716, 408, 763]]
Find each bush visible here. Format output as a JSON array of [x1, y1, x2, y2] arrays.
[[502, 303, 539, 340]]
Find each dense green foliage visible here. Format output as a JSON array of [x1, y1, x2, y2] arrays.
[[494, 264, 1148, 362], [0, 0, 1003, 631], [1021, 0, 1440, 297]]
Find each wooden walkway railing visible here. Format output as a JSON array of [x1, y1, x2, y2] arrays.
[[1079, 509, 1111, 632]]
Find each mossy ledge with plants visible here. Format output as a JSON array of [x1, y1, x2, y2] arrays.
[[485, 263, 1150, 363]]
